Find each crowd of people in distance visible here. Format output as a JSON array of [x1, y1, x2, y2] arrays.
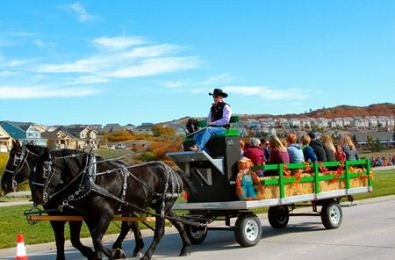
[[370, 155, 395, 167], [240, 132, 359, 177]]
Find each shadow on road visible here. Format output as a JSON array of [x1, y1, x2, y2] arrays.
[[261, 223, 323, 239], [24, 222, 326, 259]]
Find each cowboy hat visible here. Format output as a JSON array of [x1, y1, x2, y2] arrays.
[[209, 88, 228, 98]]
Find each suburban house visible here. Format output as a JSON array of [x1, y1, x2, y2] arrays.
[[342, 117, 353, 127], [102, 123, 135, 133], [300, 118, 312, 128], [42, 127, 98, 149], [353, 117, 369, 128], [353, 131, 394, 148], [42, 128, 78, 149], [289, 118, 301, 128], [0, 121, 46, 146], [0, 125, 12, 152], [134, 123, 154, 135], [65, 127, 98, 149]]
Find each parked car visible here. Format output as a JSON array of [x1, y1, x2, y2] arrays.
[[114, 144, 127, 149]]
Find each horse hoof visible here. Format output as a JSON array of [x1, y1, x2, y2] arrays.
[[139, 256, 151, 260], [112, 248, 126, 259], [179, 247, 191, 256], [133, 251, 144, 258]]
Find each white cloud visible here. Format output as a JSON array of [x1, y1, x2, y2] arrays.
[[164, 80, 184, 89], [2, 33, 201, 100], [67, 76, 109, 85], [201, 73, 235, 85], [60, 3, 94, 22], [33, 39, 45, 48], [0, 70, 16, 77], [0, 86, 99, 99], [36, 41, 199, 80], [105, 57, 200, 78], [163, 73, 234, 89], [36, 55, 108, 73], [122, 44, 183, 58], [223, 86, 308, 101], [1, 59, 32, 67], [93, 36, 146, 49]]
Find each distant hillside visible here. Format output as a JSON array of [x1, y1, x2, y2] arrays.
[[161, 103, 395, 125], [304, 103, 395, 119]]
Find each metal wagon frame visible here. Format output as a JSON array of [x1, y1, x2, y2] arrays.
[[170, 154, 373, 247]]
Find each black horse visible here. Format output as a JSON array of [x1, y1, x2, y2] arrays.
[[1, 142, 147, 259], [1, 142, 95, 259], [33, 147, 192, 259], [31, 147, 146, 259]]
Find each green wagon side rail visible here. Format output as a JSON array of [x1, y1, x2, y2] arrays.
[[252, 159, 373, 200]]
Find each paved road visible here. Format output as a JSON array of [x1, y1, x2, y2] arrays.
[[1, 195, 395, 260]]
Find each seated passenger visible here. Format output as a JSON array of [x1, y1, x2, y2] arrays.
[[244, 138, 265, 177], [308, 132, 327, 162], [340, 135, 359, 160], [322, 134, 336, 162], [301, 134, 318, 163], [189, 89, 232, 152], [268, 135, 290, 164], [287, 133, 305, 164], [260, 138, 270, 161], [335, 144, 346, 162]]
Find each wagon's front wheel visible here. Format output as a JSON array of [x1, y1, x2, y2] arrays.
[[321, 201, 342, 229], [234, 213, 262, 247], [185, 224, 208, 244]]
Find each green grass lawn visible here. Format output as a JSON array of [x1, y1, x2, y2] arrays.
[[0, 169, 394, 249], [0, 206, 152, 249], [352, 169, 395, 200]]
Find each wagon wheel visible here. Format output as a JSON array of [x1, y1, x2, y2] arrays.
[[268, 206, 289, 229], [321, 200, 342, 229], [234, 213, 262, 247], [185, 224, 208, 244]]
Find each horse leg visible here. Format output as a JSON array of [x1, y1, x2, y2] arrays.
[[111, 220, 129, 259], [166, 209, 192, 256], [50, 221, 66, 260], [69, 221, 94, 259], [130, 221, 144, 258], [141, 209, 165, 260], [85, 214, 115, 260]]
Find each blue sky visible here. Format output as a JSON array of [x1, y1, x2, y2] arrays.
[[0, 0, 394, 126]]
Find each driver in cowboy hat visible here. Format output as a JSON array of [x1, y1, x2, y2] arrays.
[[189, 88, 232, 151]]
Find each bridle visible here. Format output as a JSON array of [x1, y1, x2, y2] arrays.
[[31, 152, 88, 204], [4, 146, 39, 191]]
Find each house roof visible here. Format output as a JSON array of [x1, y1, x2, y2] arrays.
[[61, 127, 89, 137], [0, 121, 34, 131], [42, 128, 78, 140], [353, 131, 394, 142]]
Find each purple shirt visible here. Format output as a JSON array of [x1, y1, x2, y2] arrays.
[[207, 104, 232, 126]]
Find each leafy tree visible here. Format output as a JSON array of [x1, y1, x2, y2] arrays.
[[367, 134, 374, 152], [374, 138, 383, 152], [151, 125, 176, 137], [104, 130, 134, 141]]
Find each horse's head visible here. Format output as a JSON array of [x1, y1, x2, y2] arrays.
[[1, 141, 44, 194], [31, 148, 83, 206], [30, 148, 57, 206]]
